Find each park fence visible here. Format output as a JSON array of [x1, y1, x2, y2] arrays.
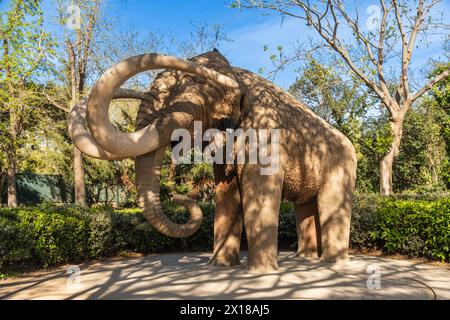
[[0, 173, 125, 206]]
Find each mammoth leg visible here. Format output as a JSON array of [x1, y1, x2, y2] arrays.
[[241, 164, 283, 272], [295, 200, 322, 259], [317, 169, 354, 263], [210, 164, 243, 267]]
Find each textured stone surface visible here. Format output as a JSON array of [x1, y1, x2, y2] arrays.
[[1, 252, 449, 300]]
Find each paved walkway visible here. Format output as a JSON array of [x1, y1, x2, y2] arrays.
[[1, 252, 449, 300]]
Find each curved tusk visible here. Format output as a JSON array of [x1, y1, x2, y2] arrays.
[[86, 53, 239, 158], [69, 99, 125, 160], [70, 86, 160, 160]]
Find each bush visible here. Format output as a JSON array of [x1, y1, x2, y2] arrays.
[[352, 193, 450, 262], [0, 207, 91, 267], [350, 193, 384, 250], [278, 202, 296, 249], [375, 198, 450, 261], [0, 203, 218, 271], [0, 214, 34, 266], [1, 194, 448, 272]]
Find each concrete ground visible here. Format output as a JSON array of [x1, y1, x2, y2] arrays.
[[1, 252, 449, 300]]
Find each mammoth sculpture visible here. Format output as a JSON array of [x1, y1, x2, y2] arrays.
[[70, 49, 357, 272]]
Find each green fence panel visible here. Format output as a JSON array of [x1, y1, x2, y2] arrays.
[[1, 173, 125, 205], [1, 173, 73, 205]]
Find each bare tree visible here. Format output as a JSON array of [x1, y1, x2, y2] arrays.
[[234, 0, 450, 194], [50, 0, 103, 206]]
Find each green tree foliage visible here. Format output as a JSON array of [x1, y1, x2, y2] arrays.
[[394, 101, 447, 191], [289, 57, 369, 133], [357, 115, 393, 192], [430, 63, 450, 188], [0, 0, 54, 207]]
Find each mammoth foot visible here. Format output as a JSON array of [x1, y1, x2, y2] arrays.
[[296, 250, 320, 259], [247, 261, 279, 273], [209, 254, 241, 267], [318, 254, 349, 264]]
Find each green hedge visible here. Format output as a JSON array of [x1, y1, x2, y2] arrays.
[[1, 194, 449, 272], [351, 194, 450, 261], [375, 199, 450, 261], [0, 202, 216, 270]]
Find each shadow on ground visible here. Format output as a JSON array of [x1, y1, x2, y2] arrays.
[[1, 252, 449, 300]]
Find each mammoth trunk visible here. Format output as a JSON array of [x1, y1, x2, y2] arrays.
[[134, 102, 207, 238], [135, 149, 203, 238]]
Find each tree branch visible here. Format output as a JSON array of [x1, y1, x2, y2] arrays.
[[20, 27, 45, 84], [299, 2, 388, 103], [393, 0, 410, 100], [410, 66, 450, 102], [393, 0, 440, 103], [42, 92, 70, 113]]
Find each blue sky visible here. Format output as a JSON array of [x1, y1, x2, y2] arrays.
[[99, 0, 312, 88], [3, 0, 449, 89], [90, 0, 450, 89]]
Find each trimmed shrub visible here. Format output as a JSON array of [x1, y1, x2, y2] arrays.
[[0, 202, 219, 271], [350, 193, 450, 261], [350, 193, 384, 250], [374, 198, 450, 261]]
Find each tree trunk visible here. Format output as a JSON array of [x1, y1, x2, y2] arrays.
[[7, 151, 17, 208], [0, 169, 5, 207], [0, 167, 2, 205], [7, 103, 18, 208], [380, 116, 404, 195], [4, 36, 17, 208], [73, 146, 87, 207], [71, 72, 87, 206]]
